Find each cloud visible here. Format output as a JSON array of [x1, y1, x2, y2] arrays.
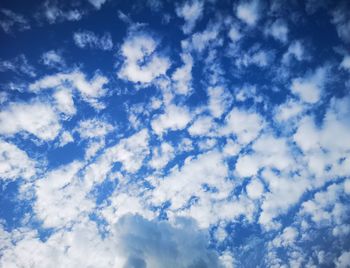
[[149, 142, 175, 170], [0, 140, 36, 181], [172, 53, 193, 95], [41, 50, 66, 69], [340, 55, 350, 71], [220, 108, 264, 145], [0, 214, 224, 267], [265, 19, 288, 43], [0, 9, 30, 33], [282, 40, 308, 64], [291, 65, 328, 104], [176, 0, 204, 34], [0, 54, 36, 77], [236, 0, 261, 26], [0, 101, 61, 141], [53, 88, 76, 117], [76, 118, 114, 139], [29, 70, 109, 109], [40, 1, 83, 24], [331, 3, 350, 43], [208, 86, 233, 118], [88, 0, 107, 10], [73, 30, 113, 50], [151, 104, 192, 135], [118, 31, 170, 83]]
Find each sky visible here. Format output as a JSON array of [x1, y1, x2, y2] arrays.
[[0, 0, 350, 267]]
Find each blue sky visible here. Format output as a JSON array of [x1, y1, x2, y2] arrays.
[[0, 0, 350, 267]]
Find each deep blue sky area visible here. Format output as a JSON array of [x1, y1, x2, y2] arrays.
[[0, 0, 350, 267]]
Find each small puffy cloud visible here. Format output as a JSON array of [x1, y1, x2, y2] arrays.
[[228, 25, 242, 42], [0, 101, 61, 141], [221, 108, 264, 145], [107, 129, 150, 173], [149, 142, 175, 170], [41, 1, 83, 24], [188, 23, 220, 53], [73, 30, 113, 50], [291, 65, 328, 104], [53, 88, 76, 117], [236, 0, 261, 26], [336, 251, 350, 268], [282, 40, 307, 64], [0, 54, 36, 77], [41, 50, 66, 69], [0, 140, 36, 181], [172, 53, 193, 95], [0, 9, 30, 33], [208, 86, 233, 118], [265, 19, 288, 43], [274, 98, 304, 122], [118, 32, 170, 83], [331, 3, 350, 43], [34, 161, 93, 228], [246, 178, 264, 199], [29, 70, 108, 109], [76, 118, 114, 139], [176, 0, 204, 34], [88, 0, 107, 9], [188, 116, 214, 136], [271, 226, 299, 248], [58, 131, 74, 147], [151, 104, 192, 135], [0, 214, 223, 267], [340, 55, 350, 71]]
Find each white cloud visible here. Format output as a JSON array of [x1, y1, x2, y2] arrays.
[[0, 140, 35, 181], [172, 53, 193, 95], [235, 134, 293, 177], [246, 178, 264, 200], [0, 54, 36, 77], [236, 0, 261, 26], [118, 32, 170, 83], [151, 104, 192, 135], [282, 40, 307, 64], [76, 118, 114, 139], [41, 2, 83, 24], [208, 86, 233, 118], [88, 0, 107, 9], [0, 101, 61, 141], [291, 65, 328, 104], [176, 0, 203, 34], [265, 19, 288, 43], [189, 23, 220, 53], [188, 116, 214, 136], [228, 25, 242, 42], [53, 88, 76, 117], [58, 131, 74, 147], [336, 251, 350, 268], [29, 70, 108, 109], [340, 55, 350, 71], [275, 98, 304, 122], [0, 9, 29, 33], [221, 108, 264, 145], [150, 151, 231, 213], [41, 50, 66, 69], [0, 214, 224, 268], [149, 142, 175, 170], [73, 30, 113, 50], [34, 161, 93, 228], [331, 4, 350, 43]]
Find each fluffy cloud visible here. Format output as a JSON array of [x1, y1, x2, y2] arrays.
[[236, 0, 261, 26], [0, 214, 224, 268], [118, 32, 170, 83], [172, 53, 193, 95], [176, 0, 203, 34], [0, 101, 61, 141], [221, 108, 264, 145], [0, 140, 36, 181], [76, 118, 114, 139], [208, 86, 233, 118], [265, 19, 288, 43], [291, 65, 328, 104], [151, 104, 192, 135], [29, 70, 108, 109], [73, 30, 113, 50], [41, 50, 66, 69]]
